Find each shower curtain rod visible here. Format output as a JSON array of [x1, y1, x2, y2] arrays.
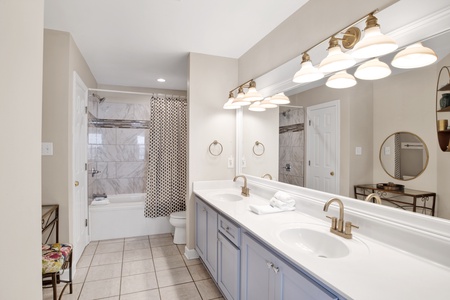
[[88, 88, 186, 98]]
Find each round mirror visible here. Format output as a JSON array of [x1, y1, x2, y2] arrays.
[[379, 132, 429, 181]]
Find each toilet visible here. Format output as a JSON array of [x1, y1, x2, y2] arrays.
[[169, 211, 186, 244]]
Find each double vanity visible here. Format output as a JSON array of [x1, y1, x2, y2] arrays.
[[193, 177, 450, 300]]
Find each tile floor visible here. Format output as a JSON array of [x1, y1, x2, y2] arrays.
[[43, 234, 225, 300]]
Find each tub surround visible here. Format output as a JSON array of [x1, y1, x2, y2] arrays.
[[193, 177, 450, 300]]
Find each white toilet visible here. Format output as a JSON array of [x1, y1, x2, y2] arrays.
[[169, 211, 186, 244]]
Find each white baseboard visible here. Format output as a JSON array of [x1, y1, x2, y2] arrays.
[[183, 246, 199, 260]]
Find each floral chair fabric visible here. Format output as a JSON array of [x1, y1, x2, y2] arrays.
[[42, 243, 72, 274]]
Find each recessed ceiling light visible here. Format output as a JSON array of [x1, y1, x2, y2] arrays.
[[157, 78, 166, 83]]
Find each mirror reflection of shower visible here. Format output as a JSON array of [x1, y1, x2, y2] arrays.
[[279, 106, 305, 187], [92, 92, 106, 103]]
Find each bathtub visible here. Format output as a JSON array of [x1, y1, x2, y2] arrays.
[[89, 193, 172, 241]]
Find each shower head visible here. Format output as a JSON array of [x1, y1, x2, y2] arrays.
[[92, 93, 106, 103]]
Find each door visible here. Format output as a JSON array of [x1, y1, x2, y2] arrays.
[[306, 100, 340, 194], [72, 72, 89, 265]]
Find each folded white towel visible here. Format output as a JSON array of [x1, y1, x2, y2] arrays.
[[273, 191, 294, 202], [249, 204, 295, 215], [91, 199, 110, 205], [269, 198, 296, 209]]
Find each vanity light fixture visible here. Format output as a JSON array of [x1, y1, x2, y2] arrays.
[[232, 87, 251, 106], [319, 37, 356, 73], [259, 97, 278, 109], [354, 58, 391, 80], [391, 42, 438, 69], [352, 13, 398, 59], [243, 80, 263, 102], [269, 92, 290, 105], [248, 101, 266, 112], [326, 70, 357, 89], [293, 52, 324, 83], [223, 92, 240, 109]]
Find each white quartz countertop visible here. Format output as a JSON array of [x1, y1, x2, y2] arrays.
[[193, 185, 450, 300]]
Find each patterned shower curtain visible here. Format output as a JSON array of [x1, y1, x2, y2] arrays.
[[144, 95, 187, 218], [394, 133, 401, 179]]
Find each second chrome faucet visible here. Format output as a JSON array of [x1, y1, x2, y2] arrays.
[[323, 198, 358, 239], [233, 175, 250, 197]]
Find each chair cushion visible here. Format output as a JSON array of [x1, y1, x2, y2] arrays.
[[42, 243, 72, 274]]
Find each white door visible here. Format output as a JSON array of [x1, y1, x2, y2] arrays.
[[306, 100, 340, 194], [72, 72, 89, 266]]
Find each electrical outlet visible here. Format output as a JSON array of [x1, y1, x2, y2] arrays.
[[42, 142, 53, 156], [384, 146, 391, 155], [355, 147, 362, 155]]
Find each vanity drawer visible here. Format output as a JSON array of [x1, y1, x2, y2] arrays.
[[218, 215, 240, 247]]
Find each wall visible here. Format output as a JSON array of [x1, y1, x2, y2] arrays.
[[42, 29, 97, 243], [238, 0, 398, 82], [187, 53, 238, 251], [88, 99, 150, 197], [0, 0, 44, 298]]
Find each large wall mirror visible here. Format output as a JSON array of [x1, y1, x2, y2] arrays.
[[379, 132, 429, 181], [236, 1, 450, 219]]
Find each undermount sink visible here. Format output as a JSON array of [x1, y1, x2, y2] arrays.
[[276, 224, 369, 259], [211, 193, 243, 202]]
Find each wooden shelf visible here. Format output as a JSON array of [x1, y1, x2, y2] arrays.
[[436, 66, 450, 152]]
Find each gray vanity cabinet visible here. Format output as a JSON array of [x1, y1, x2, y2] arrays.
[[241, 233, 338, 300], [195, 197, 218, 281]]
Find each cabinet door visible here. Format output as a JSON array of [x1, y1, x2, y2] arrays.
[[241, 233, 276, 300], [275, 260, 338, 300], [218, 233, 240, 300], [205, 203, 218, 281], [195, 198, 207, 258]]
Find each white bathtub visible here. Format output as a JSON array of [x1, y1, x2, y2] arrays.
[[89, 193, 172, 241]]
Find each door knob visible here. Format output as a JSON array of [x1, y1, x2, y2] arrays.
[[330, 171, 335, 176], [74, 181, 79, 186]]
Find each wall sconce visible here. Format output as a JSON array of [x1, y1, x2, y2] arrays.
[[269, 93, 290, 105], [232, 86, 251, 106], [223, 92, 240, 109], [391, 42, 437, 69], [326, 71, 357, 89], [319, 36, 357, 73], [259, 97, 278, 109], [354, 58, 391, 80], [244, 80, 263, 101], [352, 13, 398, 58], [248, 101, 266, 112], [293, 52, 324, 83]]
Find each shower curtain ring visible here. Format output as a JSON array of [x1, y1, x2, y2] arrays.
[[209, 140, 223, 156], [253, 141, 265, 156]]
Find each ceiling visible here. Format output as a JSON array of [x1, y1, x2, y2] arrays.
[[44, 0, 309, 91]]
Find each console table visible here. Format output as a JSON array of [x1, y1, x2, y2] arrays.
[[354, 184, 436, 216]]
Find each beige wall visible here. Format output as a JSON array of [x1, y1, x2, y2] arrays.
[[42, 29, 97, 243], [187, 53, 238, 250], [238, 0, 398, 82], [0, 0, 44, 298]]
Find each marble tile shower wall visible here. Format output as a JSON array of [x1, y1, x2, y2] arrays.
[[88, 101, 151, 197], [279, 108, 305, 186]]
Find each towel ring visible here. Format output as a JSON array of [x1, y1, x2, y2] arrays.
[[209, 140, 223, 156], [253, 141, 265, 156]]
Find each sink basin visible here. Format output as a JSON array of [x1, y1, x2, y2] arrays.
[[278, 227, 349, 258], [276, 224, 369, 259], [211, 193, 243, 202]]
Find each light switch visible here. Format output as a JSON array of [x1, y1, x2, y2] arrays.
[[42, 142, 53, 156], [355, 147, 362, 155], [241, 157, 246, 168], [227, 156, 234, 168]]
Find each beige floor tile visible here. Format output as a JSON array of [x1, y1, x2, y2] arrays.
[[159, 282, 202, 300], [195, 279, 222, 300], [125, 235, 149, 242], [123, 248, 153, 262], [96, 242, 124, 254], [125, 239, 150, 251], [176, 244, 185, 254], [82, 243, 98, 256], [151, 245, 180, 258], [85, 263, 122, 281], [120, 289, 160, 300], [121, 272, 158, 295], [97, 238, 124, 245], [156, 266, 193, 287], [153, 255, 185, 271], [122, 259, 155, 276], [149, 233, 172, 239], [150, 236, 174, 248], [182, 254, 202, 266], [79, 277, 120, 299], [77, 255, 93, 268], [188, 264, 210, 281], [91, 251, 123, 266], [73, 267, 88, 284]]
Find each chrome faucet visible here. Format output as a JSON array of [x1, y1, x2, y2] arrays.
[[90, 168, 101, 177], [323, 197, 358, 239], [233, 175, 250, 197], [365, 193, 382, 204], [262, 173, 272, 180]]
